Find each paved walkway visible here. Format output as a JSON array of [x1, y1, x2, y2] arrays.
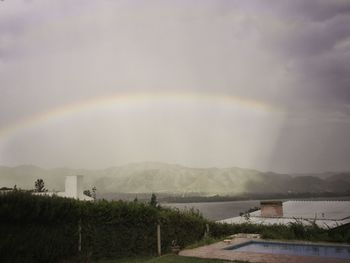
[[179, 238, 349, 263]]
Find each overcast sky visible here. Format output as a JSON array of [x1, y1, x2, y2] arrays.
[[0, 0, 350, 173]]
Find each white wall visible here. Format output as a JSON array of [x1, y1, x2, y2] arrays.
[[65, 175, 83, 199]]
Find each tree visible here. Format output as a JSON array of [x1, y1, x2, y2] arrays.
[[34, 179, 47, 192], [84, 187, 96, 200], [83, 190, 92, 197], [92, 186, 97, 201], [149, 193, 157, 207]]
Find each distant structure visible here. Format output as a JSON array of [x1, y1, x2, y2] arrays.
[[0, 187, 14, 194], [260, 201, 283, 217], [219, 200, 350, 229], [34, 175, 93, 201]]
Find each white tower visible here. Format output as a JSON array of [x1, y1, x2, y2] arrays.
[[65, 175, 84, 199]]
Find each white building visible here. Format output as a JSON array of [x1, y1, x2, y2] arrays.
[[34, 175, 94, 201], [218, 200, 350, 229]]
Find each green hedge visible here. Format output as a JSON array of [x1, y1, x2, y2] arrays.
[[0, 224, 78, 263], [0, 192, 80, 263], [80, 200, 160, 259], [1, 192, 349, 263], [159, 208, 207, 249], [0, 192, 208, 263]]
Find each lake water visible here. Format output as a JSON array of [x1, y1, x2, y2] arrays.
[[163, 200, 260, 220], [162, 196, 350, 221]]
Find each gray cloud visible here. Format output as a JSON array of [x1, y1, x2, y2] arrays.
[[0, 0, 349, 173], [245, 1, 350, 113], [277, 0, 350, 21]]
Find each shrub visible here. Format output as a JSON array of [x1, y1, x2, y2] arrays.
[[0, 192, 209, 263], [1, 192, 349, 263]]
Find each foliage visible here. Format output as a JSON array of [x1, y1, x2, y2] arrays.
[[159, 207, 206, 250], [149, 193, 158, 207], [84, 190, 92, 197], [209, 221, 350, 243], [0, 192, 80, 263], [1, 191, 349, 263], [84, 186, 97, 200], [0, 192, 207, 263], [34, 178, 47, 192]]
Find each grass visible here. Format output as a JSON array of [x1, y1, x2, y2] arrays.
[[95, 254, 245, 263]]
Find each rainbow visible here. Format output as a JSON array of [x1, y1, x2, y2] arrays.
[[0, 91, 279, 140]]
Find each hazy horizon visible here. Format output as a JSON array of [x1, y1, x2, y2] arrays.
[[1, 0, 350, 174], [1, 161, 349, 176], [2, 161, 349, 195]]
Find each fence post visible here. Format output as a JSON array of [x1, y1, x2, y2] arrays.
[[204, 223, 209, 237], [157, 224, 161, 256], [78, 219, 82, 253]]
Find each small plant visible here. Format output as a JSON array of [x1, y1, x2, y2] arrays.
[[171, 240, 180, 254]]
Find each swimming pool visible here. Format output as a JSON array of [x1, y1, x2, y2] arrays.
[[225, 241, 350, 259]]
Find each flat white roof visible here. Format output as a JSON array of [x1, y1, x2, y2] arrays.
[[251, 201, 350, 220], [33, 191, 94, 201], [219, 200, 350, 229]]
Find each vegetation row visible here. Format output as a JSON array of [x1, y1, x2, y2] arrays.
[[0, 192, 349, 263]]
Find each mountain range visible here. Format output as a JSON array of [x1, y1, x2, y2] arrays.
[[0, 162, 349, 195]]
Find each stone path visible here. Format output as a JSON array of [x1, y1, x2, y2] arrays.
[[179, 238, 349, 263]]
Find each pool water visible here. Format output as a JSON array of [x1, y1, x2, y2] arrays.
[[226, 241, 350, 259]]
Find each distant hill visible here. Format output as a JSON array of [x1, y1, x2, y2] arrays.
[[326, 173, 350, 182], [0, 162, 349, 195]]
